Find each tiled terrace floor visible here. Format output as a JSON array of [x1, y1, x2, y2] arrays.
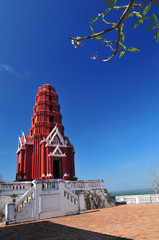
[[1, 204, 159, 240]]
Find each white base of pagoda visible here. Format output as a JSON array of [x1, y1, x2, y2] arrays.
[[1, 179, 105, 225]]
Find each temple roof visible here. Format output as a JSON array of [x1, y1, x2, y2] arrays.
[[40, 84, 54, 88], [23, 134, 33, 144], [18, 133, 33, 151], [38, 84, 55, 93]]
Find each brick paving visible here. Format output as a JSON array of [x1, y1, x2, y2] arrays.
[[1, 204, 159, 240]]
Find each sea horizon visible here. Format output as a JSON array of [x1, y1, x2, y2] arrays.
[[110, 188, 155, 197]]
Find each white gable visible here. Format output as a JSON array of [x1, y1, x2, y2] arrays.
[[22, 131, 26, 144], [19, 137, 23, 148], [49, 146, 66, 157], [46, 125, 58, 141], [46, 125, 67, 146]]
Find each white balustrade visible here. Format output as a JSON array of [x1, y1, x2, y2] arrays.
[[15, 186, 34, 212], [42, 181, 58, 190], [65, 180, 105, 191], [64, 187, 78, 205], [115, 194, 159, 204], [0, 182, 32, 195]]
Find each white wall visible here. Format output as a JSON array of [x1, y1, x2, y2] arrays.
[[116, 194, 159, 204]]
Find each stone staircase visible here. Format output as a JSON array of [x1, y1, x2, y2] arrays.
[[2, 179, 113, 225], [5, 179, 85, 224], [14, 186, 34, 223]]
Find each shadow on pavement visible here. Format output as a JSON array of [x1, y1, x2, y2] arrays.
[[85, 209, 100, 214], [0, 220, 132, 240]]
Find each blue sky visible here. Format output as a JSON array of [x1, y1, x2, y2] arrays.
[[0, 0, 159, 191]]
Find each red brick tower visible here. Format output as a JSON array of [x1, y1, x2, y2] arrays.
[[16, 84, 77, 181]]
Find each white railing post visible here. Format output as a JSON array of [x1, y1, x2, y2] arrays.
[[5, 203, 15, 224], [59, 180, 65, 214], [136, 197, 139, 204], [78, 193, 86, 214], [32, 180, 41, 220]]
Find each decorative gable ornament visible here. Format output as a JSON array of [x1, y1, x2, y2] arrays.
[[52, 135, 61, 145], [46, 125, 65, 146], [49, 146, 66, 157]]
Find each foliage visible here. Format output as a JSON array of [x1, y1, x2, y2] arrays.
[[70, 0, 159, 62], [0, 174, 5, 221], [33, 134, 36, 139], [0, 173, 4, 183], [149, 167, 159, 193]]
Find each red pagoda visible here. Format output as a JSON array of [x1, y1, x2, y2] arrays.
[[16, 84, 77, 181]]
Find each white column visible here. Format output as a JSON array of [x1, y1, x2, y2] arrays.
[[78, 193, 86, 214], [58, 180, 65, 215], [33, 180, 41, 220], [5, 203, 15, 224]]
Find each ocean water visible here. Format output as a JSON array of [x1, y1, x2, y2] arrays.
[[110, 188, 155, 197]]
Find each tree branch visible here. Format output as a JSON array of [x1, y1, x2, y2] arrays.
[[69, 0, 158, 62], [95, 26, 122, 62], [150, 0, 159, 5], [69, 0, 135, 42]]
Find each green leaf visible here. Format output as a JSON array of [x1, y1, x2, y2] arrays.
[[143, 3, 151, 16], [121, 32, 125, 42], [121, 23, 124, 31], [113, 0, 117, 4], [119, 42, 126, 49], [144, 16, 151, 20], [155, 30, 159, 43], [119, 51, 125, 58], [136, 13, 142, 18], [128, 47, 140, 52], [134, 19, 142, 28], [153, 13, 159, 26], [101, 40, 105, 44], [95, 36, 103, 40], [131, 7, 134, 16], [124, 13, 132, 20], [112, 24, 117, 31], [90, 17, 98, 24], [147, 26, 157, 30], [104, 0, 113, 7], [103, 8, 111, 17]]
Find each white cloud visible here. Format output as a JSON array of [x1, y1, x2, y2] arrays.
[[0, 64, 27, 79]]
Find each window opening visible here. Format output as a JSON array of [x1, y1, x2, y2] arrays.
[[50, 127, 53, 133], [49, 105, 53, 111], [18, 163, 20, 173], [49, 116, 54, 122]]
